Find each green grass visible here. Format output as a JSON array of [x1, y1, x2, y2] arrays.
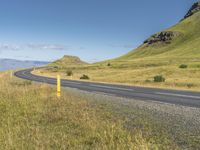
[[118, 11, 200, 59]]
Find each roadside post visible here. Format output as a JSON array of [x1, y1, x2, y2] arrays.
[[57, 75, 61, 98], [10, 70, 13, 79]]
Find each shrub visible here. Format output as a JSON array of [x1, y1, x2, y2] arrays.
[[52, 66, 59, 72], [107, 63, 111, 66], [66, 70, 73, 76], [80, 74, 90, 80], [53, 66, 59, 69], [179, 64, 187, 69], [187, 83, 195, 88], [154, 75, 165, 82], [145, 79, 151, 83]]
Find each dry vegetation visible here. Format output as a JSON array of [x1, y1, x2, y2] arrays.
[[1, 71, 200, 149], [33, 61, 200, 91], [0, 72, 158, 149]]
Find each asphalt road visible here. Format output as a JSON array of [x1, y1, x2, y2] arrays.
[[14, 68, 200, 108]]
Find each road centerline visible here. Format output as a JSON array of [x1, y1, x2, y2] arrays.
[[155, 92, 200, 100], [89, 84, 134, 91]]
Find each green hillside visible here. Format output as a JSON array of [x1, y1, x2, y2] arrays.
[[116, 2, 200, 61]]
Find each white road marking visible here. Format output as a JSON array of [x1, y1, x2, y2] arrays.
[[89, 84, 134, 91], [22, 71, 27, 77], [63, 81, 81, 85], [155, 92, 200, 99], [21, 71, 32, 79]]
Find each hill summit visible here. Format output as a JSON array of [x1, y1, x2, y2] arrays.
[[183, 1, 200, 19], [50, 55, 87, 67]]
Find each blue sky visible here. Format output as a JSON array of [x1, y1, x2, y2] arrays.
[[0, 0, 197, 62]]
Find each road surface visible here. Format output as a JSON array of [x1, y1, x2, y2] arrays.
[[15, 68, 200, 108]]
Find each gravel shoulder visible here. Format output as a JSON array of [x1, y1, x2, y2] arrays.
[[66, 87, 200, 149]]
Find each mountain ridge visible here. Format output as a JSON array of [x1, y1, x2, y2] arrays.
[[0, 58, 49, 71]]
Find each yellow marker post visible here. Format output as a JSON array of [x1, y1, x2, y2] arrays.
[[10, 71, 13, 79], [57, 75, 61, 98]]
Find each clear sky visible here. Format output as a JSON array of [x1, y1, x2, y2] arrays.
[[0, 0, 197, 62]]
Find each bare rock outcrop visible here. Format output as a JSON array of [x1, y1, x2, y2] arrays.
[[183, 1, 200, 19], [143, 31, 180, 45]]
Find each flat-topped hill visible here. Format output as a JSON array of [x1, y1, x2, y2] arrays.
[[50, 55, 87, 68]]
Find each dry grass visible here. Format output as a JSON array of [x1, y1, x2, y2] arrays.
[[0, 72, 163, 150], [33, 62, 200, 91]]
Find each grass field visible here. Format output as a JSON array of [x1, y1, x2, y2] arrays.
[[33, 60, 200, 91], [2, 70, 200, 149], [3, 71, 200, 149], [0, 72, 151, 149]]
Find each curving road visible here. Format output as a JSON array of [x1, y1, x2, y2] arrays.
[[15, 68, 200, 108]]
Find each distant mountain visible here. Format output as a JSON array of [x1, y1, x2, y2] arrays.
[[0, 59, 50, 71]]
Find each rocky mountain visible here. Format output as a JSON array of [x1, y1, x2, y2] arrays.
[[0, 59, 49, 71]]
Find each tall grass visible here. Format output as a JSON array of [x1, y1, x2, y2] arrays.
[[0, 72, 155, 149]]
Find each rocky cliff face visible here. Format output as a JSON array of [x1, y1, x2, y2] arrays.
[[184, 1, 200, 19], [143, 31, 180, 46]]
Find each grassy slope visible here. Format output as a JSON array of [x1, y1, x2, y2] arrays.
[[0, 72, 187, 149], [117, 11, 200, 60], [35, 9, 200, 91]]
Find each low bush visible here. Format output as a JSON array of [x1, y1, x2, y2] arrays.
[[145, 79, 151, 83], [187, 83, 195, 88], [53, 66, 59, 69], [154, 75, 165, 82], [66, 70, 73, 76], [80, 74, 90, 80], [179, 64, 188, 69], [107, 63, 111, 66]]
